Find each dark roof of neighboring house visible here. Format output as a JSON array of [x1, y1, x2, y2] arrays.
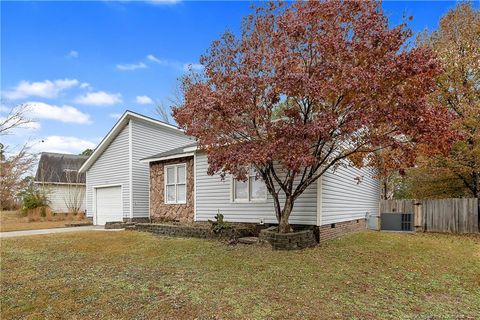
[[141, 142, 198, 162], [35, 152, 89, 184]]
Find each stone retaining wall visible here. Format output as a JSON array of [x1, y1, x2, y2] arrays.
[[259, 227, 317, 250], [318, 219, 366, 242], [123, 217, 150, 223], [105, 221, 137, 229], [132, 223, 254, 239]]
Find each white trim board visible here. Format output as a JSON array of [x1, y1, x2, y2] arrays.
[[140, 152, 195, 164], [316, 176, 323, 226], [193, 153, 197, 222], [164, 163, 187, 205], [128, 119, 133, 219]]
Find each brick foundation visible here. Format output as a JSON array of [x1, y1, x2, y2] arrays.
[[149, 157, 194, 222], [318, 218, 366, 242]]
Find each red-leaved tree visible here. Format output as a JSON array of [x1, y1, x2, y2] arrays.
[[173, 1, 453, 233]]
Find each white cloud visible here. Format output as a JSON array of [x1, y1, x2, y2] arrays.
[[23, 121, 41, 130], [25, 102, 92, 124], [74, 91, 123, 106], [0, 105, 10, 113], [183, 63, 204, 72], [80, 82, 91, 89], [0, 115, 41, 132], [2, 78, 79, 100], [67, 50, 79, 58], [109, 113, 122, 120], [146, 54, 168, 65], [31, 136, 96, 154], [135, 95, 154, 105], [116, 62, 147, 71], [146, 55, 203, 73]]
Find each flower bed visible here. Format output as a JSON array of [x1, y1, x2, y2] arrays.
[[131, 222, 255, 240], [259, 226, 317, 250]]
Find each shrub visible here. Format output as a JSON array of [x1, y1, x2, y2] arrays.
[[40, 206, 47, 217], [208, 213, 232, 234], [21, 189, 48, 213]]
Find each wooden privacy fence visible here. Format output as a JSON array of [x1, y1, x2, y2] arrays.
[[380, 198, 479, 234]]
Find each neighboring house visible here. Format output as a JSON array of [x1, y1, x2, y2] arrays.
[[34, 152, 88, 213], [78, 111, 193, 225], [141, 142, 381, 240]]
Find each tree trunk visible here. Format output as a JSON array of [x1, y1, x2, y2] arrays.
[[472, 171, 479, 231], [475, 174, 480, 232], [278, 196, 294, 233]]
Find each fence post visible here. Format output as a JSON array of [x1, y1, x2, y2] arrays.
[[413, 200, 423, 232]]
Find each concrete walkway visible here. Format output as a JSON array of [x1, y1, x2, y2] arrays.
[[0, 226, 122, 238]]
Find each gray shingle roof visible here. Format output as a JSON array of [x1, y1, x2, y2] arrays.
[[141, 142, 198, 161], [35, 152, 89, 184]]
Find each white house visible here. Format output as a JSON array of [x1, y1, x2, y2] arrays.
[[141, 143, 380, 240], [82, 110, 380, 240], [34, 152, 88, 213], [78, 111, 193, 225]]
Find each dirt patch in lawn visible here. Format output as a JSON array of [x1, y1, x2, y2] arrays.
[[1, 231, 479, 319], [0, 210, 90, 232]]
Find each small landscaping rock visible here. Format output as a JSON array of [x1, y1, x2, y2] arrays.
[[65, 222, 93, 227], [238, 237, 259, 244]]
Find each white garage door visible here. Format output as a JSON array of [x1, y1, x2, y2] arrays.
[[95, 186, 122, 225]]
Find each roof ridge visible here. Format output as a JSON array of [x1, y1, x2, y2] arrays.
[[40, 151, 89, 157]]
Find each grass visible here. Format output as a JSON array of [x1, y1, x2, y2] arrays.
[[0, 210, 90, 232], [1, 231, 479, 319]]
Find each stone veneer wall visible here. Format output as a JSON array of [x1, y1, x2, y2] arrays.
[[150, 156, 194, 222], [318, 218, 366, 242]]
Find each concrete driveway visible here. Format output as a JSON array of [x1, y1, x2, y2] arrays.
[[0, 226, 120, 238]]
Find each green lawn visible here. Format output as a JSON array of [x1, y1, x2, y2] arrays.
[[1, 231, 479, 319]]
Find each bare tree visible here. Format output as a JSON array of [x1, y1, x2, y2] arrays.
[[154, 101, 171, 124], [62, 169, 86, 215], [0, 144, 36, 210], [0, 104, 33, 135], [153, 83, 187, 124]]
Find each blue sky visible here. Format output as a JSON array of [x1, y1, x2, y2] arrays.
[[1, 0, 465, 154]]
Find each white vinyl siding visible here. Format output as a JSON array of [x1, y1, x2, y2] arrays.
[[131, 119, 193, 217], [85, 124, 130, 218], [85, 118, 193, 219], [41, 184, 86, 213], [320, 165, 380, 225], [195, 152, 317, 225]]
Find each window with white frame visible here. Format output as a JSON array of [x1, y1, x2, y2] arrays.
[[233, 170, 267, 202], [165, 164, 186, 204]]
